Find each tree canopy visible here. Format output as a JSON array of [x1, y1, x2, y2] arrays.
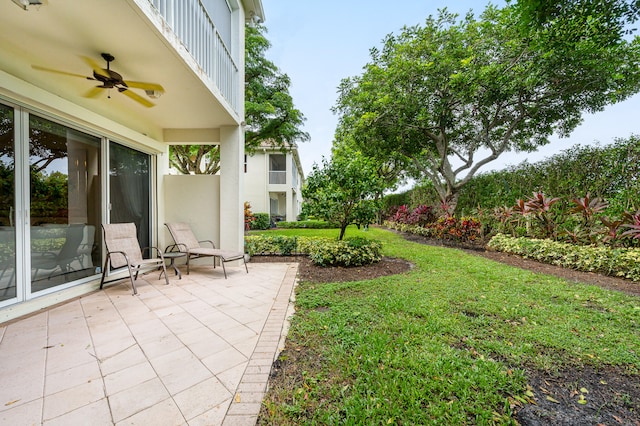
[[302, 153, 385, 240], [333, 4, 640, 213], [170, 23, 308, 174]]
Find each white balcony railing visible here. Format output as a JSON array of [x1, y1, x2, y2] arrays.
[[269, 171, 286, 185], [148, 0, 239, 112]]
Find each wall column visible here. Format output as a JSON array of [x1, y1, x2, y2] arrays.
[[219, 125, 244, 253]]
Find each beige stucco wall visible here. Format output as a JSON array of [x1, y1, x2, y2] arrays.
[[163, 175, 221, 251]]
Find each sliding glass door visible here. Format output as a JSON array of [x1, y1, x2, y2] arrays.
[[109, 141, 151, 251], [0, 104, 16, 301], [29, 115, 102, 293], [0, 100, 154, 306]]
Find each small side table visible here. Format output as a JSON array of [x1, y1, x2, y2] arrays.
[[161, 251, 186, 279]]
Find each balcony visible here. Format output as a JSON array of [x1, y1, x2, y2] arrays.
[[269, 170, 287, 185], [149, 0, 239, 112]]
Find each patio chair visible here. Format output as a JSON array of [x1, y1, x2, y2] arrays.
[[31, 224, 86, 282], [165, 222, 248, 279], [100, 223, 169, 295]]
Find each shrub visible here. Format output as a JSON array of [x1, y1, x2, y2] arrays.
[[244, 202, 255, 231], [244, 235, 382, 267], [308, 237, 382, 267], [488, 233, 640, 282], [250, 213, 271, 230], [385, 215, 483, 244], [276, 220, 337, 229], [245, 235, 306, 255], [245, 235, 331, 256]]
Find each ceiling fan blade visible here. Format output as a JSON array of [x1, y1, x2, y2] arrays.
[[123, 80, 165, 93], [84, 86, 104, 98], [81, 56, 110, 79], [32, 64, 91, 79], [120, 88, 155, 108]]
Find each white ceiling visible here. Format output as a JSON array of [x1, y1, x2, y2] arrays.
[[0, 0, 240, 138]]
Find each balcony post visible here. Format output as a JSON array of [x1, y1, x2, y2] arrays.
[[219, 125, 244, 255]]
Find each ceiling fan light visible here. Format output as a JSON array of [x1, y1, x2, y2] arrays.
[[12, 0, 45, 10], [145, 89, 163, 99]]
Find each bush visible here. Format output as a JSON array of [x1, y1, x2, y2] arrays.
[[244, 235, 382, 267], [488, 233, 640, 281], [245, 235, 307, 255], [250, 213, 271, 230], [308, 237, 382, 267], [276, 220, 337, 229], [385, 215, 483, 244]]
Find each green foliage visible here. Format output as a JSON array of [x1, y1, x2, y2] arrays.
[[169, 145, 220, 175], [244, 24, 309, 152], [260, 227, 640, 424], [334, 4, 640, 212], [386, 216, 483, 245], [244, 234, 382, 266], [245, 235, 308, 256], [456, 136, 640, 216], [302, 153, 386, 240], [276, 220, 337, 229], [307, 237, 382, 267], [488, 233, 640, 281], [169, 23, 309, 174], [250, 213, 271, 230]]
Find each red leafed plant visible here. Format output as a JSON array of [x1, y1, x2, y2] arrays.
[[621, 209, 640, 241]]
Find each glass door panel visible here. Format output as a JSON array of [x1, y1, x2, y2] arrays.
[[0, 104, 16, 301], [109, 142, 151, 251], [29, 115, 101, 293]]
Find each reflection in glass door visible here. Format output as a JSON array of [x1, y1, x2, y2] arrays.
[[0, 104, 16, 301], [109, 142, 151, 251], [29, 115, 102, 293]]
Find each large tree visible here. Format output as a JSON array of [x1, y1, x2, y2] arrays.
[[302, 153, 385, 240], [333, 5, 640, 213], [170, 23, 308, 174]]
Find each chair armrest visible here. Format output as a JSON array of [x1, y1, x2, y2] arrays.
[[141, 246, 165, 260], [169, 243, 189, 253], [198, 239, 216, 249], [165, 244, 181, 253]]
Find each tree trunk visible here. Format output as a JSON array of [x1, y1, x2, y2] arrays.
[[339, 222, 348, 240]]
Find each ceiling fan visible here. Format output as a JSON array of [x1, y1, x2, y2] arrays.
[[32, 53, 165, 108]]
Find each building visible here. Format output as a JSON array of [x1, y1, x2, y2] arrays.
[[244, 143, 304, 223], [0, 0, 263, 321]]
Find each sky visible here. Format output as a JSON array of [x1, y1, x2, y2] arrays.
[[261, 0, 640, 182]]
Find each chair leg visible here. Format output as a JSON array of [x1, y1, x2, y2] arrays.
[[186, 256, 190, 275], [160, 262, 169, 285], [99, 257, 110, 289], [243, 257, 248, 274], [220, 259, 228, 279], [126, 264, 137, 295]]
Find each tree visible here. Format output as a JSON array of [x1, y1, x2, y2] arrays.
[[169, 145, 220, 175], [333, 5, 640, 214], [170, 24, 308, 174], [244, 24, 309, 153], [514, 0, 639, 39], [302, 154, 385, 240]]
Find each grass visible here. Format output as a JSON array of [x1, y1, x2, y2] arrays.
[[255, 227, 640, 425]]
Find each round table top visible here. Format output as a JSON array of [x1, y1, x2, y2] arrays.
[[163, 251, 186, 258]]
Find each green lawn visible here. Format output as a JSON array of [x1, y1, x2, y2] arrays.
[[254, 227, 640, 425]]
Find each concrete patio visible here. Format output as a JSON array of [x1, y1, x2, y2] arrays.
[[0, 261, 298, 425]]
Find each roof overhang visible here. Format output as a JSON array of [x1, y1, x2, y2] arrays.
[[243, 0, 265, 23], [0, 0, 242, 141]]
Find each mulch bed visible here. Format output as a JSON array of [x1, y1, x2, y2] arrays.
[[251, 232, 640, 425]]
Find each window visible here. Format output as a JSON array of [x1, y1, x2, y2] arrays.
[[269, 154, 286, 184]]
